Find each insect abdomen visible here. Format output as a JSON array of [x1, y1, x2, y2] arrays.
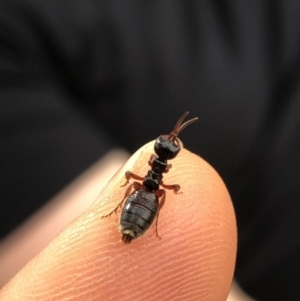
[[120, 189, 159, 243]]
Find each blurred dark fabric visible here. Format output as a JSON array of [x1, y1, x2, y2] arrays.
[[1, 1, 300, 300]]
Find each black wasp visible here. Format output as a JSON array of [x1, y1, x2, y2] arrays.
[[102, 111, 198, 243]]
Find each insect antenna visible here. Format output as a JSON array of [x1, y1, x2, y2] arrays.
[[168, 111, 198, 141]]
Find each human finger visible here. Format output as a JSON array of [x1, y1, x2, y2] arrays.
[[0, 141, 236, 301]]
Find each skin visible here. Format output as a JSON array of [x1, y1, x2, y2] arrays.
[[0, 141, 237, 301]]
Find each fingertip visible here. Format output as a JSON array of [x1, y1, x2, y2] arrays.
[[97, 141, 237, 300], [0, 141, 236, 301]]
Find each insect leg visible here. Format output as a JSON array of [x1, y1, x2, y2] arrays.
[[164, 163, 172, 173], [148, 154, 156, 167], [160, 182, 181, 194], [102, 182, 141, 218], [154, 189, 166, 239], [121, 170, 145, 187]]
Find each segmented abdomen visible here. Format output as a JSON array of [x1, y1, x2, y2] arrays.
[[120, 189, 159, 238]]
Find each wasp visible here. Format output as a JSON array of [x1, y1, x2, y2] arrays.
[[102, 111, 198, 243]]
